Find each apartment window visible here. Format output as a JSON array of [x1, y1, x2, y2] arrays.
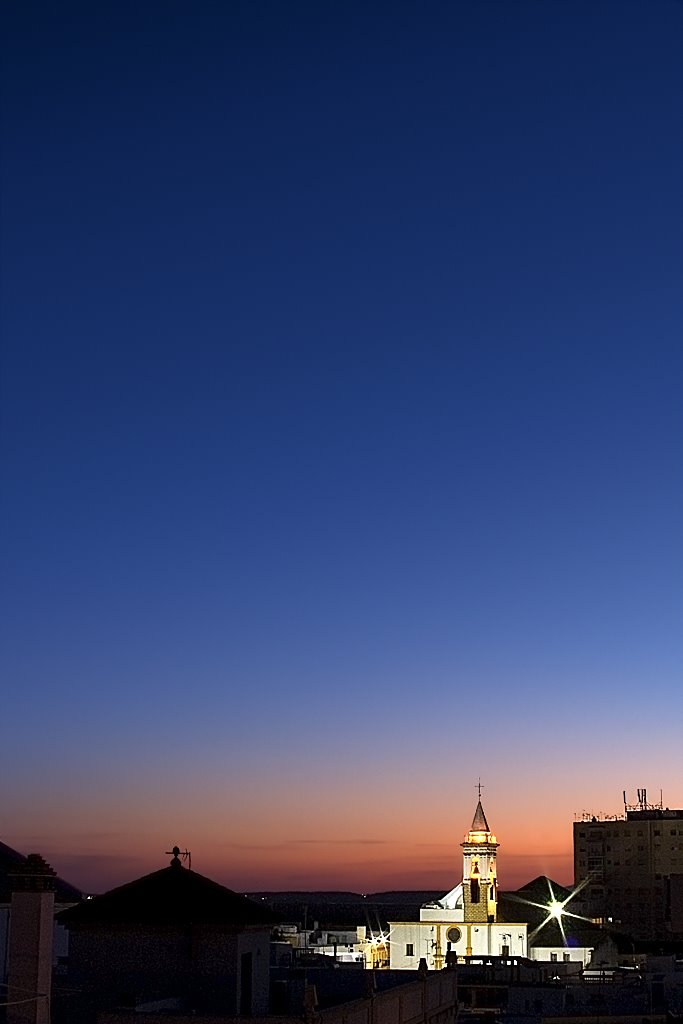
[[551, 953, 558, 962], [563, 953, 571, 963], [406, 944, 414, 957]]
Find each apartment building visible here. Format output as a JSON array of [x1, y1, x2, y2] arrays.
[[573, 801, 683, 941]]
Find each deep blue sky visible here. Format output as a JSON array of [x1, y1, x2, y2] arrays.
[[1, 1, 682, 891]]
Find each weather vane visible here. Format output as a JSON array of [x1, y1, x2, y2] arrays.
[[165, 845, 192, 869]]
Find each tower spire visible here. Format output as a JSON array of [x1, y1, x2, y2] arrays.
[[470, 779, 489, 831], [462, 785, 499, 924], [471, 799, 489, 832]]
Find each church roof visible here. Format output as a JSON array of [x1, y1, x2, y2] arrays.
[[57, 857, 281, 930], [470, 799, 489, 832], [428, 881, 463, 912], [0, 840, 83, 903]]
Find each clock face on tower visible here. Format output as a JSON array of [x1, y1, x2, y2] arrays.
[[446, 926, 462, 943]]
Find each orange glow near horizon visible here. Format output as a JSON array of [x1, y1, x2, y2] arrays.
[[1, 776, 595, 896], [3, 819, 575, 897]]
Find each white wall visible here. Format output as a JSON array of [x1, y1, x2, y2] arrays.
[[0, 906, 71, 984], [528, 945, 594, 968], [236, 929, 271, 1016], [389, 920, 528, 969]]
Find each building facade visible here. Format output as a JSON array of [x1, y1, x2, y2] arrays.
[[573, 802, 683, 940]]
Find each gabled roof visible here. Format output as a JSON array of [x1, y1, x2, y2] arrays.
[[470, 800, 489, 832], [57, 859, 281, 929], [0, 840, 83, 903], [513, 875, 573, 903], [499, 875, 607, 948]]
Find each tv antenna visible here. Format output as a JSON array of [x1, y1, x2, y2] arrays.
[[622, 788, 663, 813]]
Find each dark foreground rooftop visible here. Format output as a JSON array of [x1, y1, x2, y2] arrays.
[[58, 856, 281, 929]]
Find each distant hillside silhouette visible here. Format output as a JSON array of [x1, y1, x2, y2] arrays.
[[247, 890, 443, 929]]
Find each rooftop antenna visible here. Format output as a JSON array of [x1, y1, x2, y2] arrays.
[[623, 788, 664, 813], [166, 845, 192, 870]]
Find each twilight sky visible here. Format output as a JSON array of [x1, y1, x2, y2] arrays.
[[1, 0, 682, 896]]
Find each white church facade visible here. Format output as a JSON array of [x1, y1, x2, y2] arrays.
[[389, 798, 528, 969]]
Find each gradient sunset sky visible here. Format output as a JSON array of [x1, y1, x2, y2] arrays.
[[2, 1, 682, 896]]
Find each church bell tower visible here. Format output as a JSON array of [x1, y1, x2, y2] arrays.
[[462, 796, 499, 923]]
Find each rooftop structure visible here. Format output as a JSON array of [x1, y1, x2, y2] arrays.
[[58, 847, 280, 1018], [573, 791, 683, 940]]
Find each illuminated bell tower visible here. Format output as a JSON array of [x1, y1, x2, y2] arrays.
[[462, 797, 499, 923]]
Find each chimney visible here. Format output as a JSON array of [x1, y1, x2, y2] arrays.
[[7, 854, 56, 1024]]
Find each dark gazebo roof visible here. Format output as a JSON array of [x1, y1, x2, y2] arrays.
[[0, 840, 83, 903], [58, 856, 281, 930], [499, 875, 607, 948]]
